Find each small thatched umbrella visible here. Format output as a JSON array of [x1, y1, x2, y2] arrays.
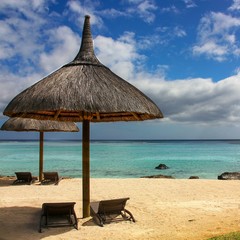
[[4, 15, 163, 217], [1, 117, 79, 181]]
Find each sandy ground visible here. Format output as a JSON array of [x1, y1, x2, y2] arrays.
[[0, 177, 240, 240]]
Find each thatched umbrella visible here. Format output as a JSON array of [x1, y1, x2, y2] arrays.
[[4, 15, 163, 217], [1, 117, 79, 181]]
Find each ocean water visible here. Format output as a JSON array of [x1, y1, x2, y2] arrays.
[[1, 140, 240, 179]]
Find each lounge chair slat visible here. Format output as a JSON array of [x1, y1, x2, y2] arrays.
[[13, 172, 37, 185], [90, 197, 135, 227], [39, 202, 78, 232], [41, 172, 61, 185]]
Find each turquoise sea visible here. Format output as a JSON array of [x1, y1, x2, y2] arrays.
[[1, 140, 240, 179]]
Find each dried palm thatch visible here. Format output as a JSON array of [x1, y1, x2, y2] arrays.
[[3, 15, 163, 122], [1, 117, 79, 181], [1, 117, 79, 132]]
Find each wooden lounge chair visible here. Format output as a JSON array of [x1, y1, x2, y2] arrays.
[[90, 197, 135, 227], [13, 172, 37, 185], [39, 202, 78, 232], [41, 172, 61, 185]]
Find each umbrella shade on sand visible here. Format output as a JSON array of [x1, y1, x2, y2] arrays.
[[4, 16, 163, 217], [1, 117, 79, 181]]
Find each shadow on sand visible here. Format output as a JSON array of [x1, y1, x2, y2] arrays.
[[0, 176, 15, 187], [0, 206, 80, 240]]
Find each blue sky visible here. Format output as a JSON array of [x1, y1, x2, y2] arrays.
[[1, 0, 240, 140]]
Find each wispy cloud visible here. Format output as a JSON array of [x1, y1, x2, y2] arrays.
[[173, 26, 186, 37], [67, 0, 158, 25], [94, 32, 142, 80], [228, 0, 240, 11], [147, 25, 186, 47], [135, 0, 158, 23], [132, 72, 240, 125], [0, 0, 47, 63], [67, 0, 104, 28], [0, 0, 47, 12], [39, 26, 80, 73], [183, 0, 197, 9], [192, 12, 240, 61], [160, 5, 179, 14], [99, 8, 128, 18]]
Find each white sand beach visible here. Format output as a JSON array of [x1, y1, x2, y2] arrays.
[[0, 178, 240, 240]]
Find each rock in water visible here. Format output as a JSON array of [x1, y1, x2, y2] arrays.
[[189, 176, 199, 179], [155, 164, 169, 170], [218, 172, 240, 180]]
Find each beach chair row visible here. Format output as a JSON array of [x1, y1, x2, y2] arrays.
[[13, 171, 61, 185], [12, 172, 136, 231], [39, 198, 135, 232]]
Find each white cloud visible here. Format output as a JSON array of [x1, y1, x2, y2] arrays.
[[0, 1, 47, 62], [94, 32, 142, 79], [40, 26, 80, 73], [67, 0, 157, 25], [137, 0, 158, 22], [228, 0, 240, 11], [127, 0, 143, 3], [0, 21, 16, 59], [161, 5, 179, 14], [99, 8, 128, 18], [127, 0, 158, 23], [67, 0, 104, 28], [193, 12, 240, 61], [0, 0, 46, 10], [211, 12, 240, 32], [183, 0, 197, 8], [131, 72, 240, 125], [225, 34, 236, 44], [0, 70, 43, 116], [193, 41, 228, 62], [136, 25, 186, 51], [173, 26, 186, 37]]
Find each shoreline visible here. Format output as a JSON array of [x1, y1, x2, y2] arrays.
[[0, 174, 222, 185], [1, 178, 240, 239]]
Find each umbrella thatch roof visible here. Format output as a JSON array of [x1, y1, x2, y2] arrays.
[[3, 15, 163, 122], [1, 117, 79, 132]]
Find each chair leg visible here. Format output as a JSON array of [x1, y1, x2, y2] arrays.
[[92, 214, 104, 227], [73, 212, 78, 229], [12, 180, 18, 185], [39, 215, 43, 233], [123, 209, 136, 222]]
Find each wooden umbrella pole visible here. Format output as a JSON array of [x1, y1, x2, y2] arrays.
[[39, 132, 44, 181], [82, 119, 90, 218]]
